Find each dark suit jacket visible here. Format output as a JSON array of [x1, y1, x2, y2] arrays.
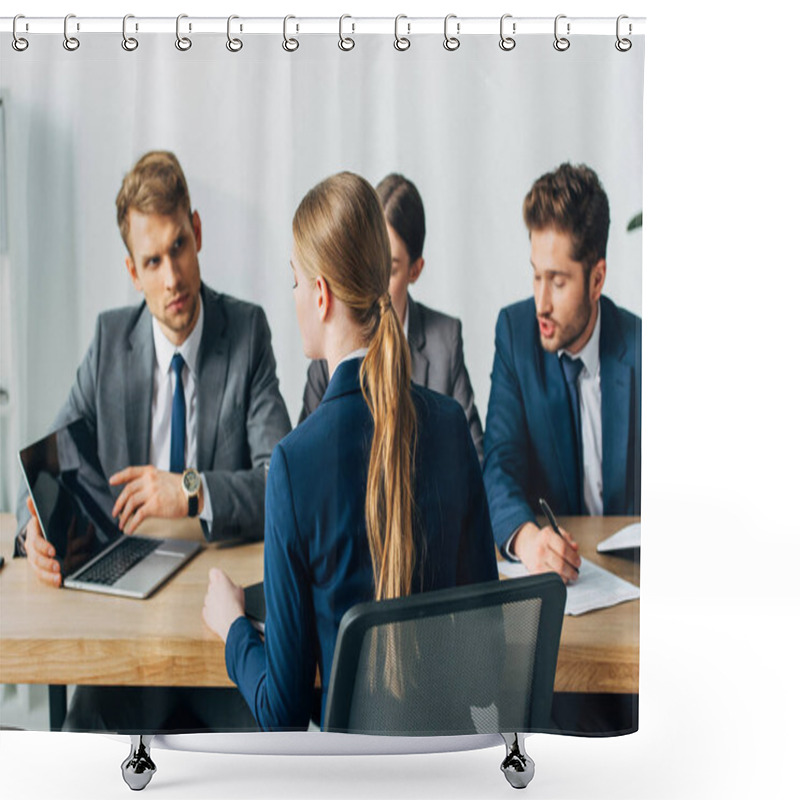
[[224, 358, 498, 731], [299, 295, 484, 459], [482, 295, 642, 550], [15, 284, 292, 549]]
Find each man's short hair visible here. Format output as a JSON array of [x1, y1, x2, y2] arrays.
[[522, 163, 610, 272], [116, 151, 192, 253]]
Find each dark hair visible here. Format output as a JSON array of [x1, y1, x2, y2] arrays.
[[375, 174, 426, 263], [116, 151, 192, 253], [522, 163, 610, 272]]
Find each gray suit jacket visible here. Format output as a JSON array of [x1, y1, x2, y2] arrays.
[[299, 295, 484, 459], [15, 284, 292, 551]]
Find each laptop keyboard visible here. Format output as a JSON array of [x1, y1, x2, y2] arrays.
[[77, 537, 163, 586]]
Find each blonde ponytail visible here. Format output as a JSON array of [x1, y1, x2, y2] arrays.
[[292, 172, 418, 602], [360, 293, 417, 601]]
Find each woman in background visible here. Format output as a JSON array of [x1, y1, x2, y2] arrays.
[[299, 173, 484, 460], [202, 172, 497, 731]]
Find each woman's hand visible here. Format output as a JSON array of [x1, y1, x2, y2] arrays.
[[202, 567, 245, 643]]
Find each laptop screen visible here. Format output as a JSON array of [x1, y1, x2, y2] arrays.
[[19, 419, 123, 577]]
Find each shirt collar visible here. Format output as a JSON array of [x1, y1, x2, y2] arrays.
[[330, 347, 369, 383], [152, 295, 205, 376], [558, 300, 601, 378]]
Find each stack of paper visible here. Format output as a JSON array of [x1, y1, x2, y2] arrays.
[[496, 558, 640, 616], [596, 522, 641, 553]]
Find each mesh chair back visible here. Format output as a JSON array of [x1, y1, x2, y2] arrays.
[[324, 574, 566, 736]]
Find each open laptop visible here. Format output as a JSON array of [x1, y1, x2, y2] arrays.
[[19, 418, 201, 599]]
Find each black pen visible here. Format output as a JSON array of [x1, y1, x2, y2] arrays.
[[539, 498, 579, 574]]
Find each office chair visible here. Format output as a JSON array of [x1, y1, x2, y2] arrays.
[[324, 573, 566, 789], [121, 574, 565, 791]]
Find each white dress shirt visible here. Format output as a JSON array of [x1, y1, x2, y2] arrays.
[[150, 298, 213, 522], [559, 302, 603, 516]]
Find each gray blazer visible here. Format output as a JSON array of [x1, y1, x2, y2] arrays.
[[15, 284, 292, 551], [299, 295, 484, 459]]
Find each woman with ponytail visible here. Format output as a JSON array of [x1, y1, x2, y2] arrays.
[[202, 172, 496, 731]]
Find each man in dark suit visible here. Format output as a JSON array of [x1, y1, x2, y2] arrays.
[[299, 174, 484, 459], [483, 163, 641, 581], [14, 151, 292, 731], [483, 163, 641, 736]]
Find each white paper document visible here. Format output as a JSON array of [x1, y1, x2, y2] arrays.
[[496, 558, 640, 616], [597, 522, 641, 553]]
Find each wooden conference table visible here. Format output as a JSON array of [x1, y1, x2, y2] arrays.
[[0, 512, 639, 729]]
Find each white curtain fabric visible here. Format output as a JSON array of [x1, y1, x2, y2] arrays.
[[0, 32, 643, 507]]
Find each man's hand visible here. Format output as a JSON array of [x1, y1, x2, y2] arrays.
[[202, 568, 245, 643], [511, 520, 581, 583], [109, 466, 200, 533], [24, 496, 62, 587]]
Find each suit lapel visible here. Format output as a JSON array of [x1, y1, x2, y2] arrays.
[[125, 306, 155, 466], [407, 295, 429, 387], [600, 299, 632, 513], [196, 288, 230, 471]]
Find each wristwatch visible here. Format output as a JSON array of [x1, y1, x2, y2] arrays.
[[181, 468, 201, 517]]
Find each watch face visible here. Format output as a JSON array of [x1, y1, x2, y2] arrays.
[[182, 470, 201, 494]]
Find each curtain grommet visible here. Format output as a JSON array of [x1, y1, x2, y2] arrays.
[[175, 14, 192, 51], [554, 14, 570, 52], [443, 14, 460, 51]]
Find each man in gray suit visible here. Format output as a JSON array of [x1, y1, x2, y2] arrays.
[[15, 151, 291, 731], [299, 173, 484, 459]]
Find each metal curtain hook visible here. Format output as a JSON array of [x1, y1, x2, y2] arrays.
[[443, 14, 460, 51], [499, 14, 516, 51], [615, 15, 632, 52], [63, 13, 80, 51], [122, 14, 139, 51], [176, 14, 192, 51], [553, 14, 570, 52], [339, 14, 355, 51], [394, 14, 410, 51], [12, 14, 29, 52], [283, 15, 299, 52], [227, 15, 243, 52]]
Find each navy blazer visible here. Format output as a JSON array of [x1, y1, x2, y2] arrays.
[[483, 295, 642, 549], [225, 358, 498, 730]]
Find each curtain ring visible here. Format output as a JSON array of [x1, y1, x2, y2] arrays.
[[339, 14, 355, 51], [499, 14, 516, 51], [122, 14, 139, 52], [283, 15, 299, 52], [176, 14, 192, 51], [443, 14, 460, 51], [553, 14, 570, 52], [226, 15, 243, 52], [615, 15, 632, 52], [63, 13, 80, 51], [394, 14, 410, 51], [12, 14, 29, 52]]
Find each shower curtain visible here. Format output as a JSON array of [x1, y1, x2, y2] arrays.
[[0, 18, 644, 741]]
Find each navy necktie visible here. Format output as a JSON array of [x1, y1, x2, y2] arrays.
[[560, 354, 585, 513], [170, 353, 186, 473]]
